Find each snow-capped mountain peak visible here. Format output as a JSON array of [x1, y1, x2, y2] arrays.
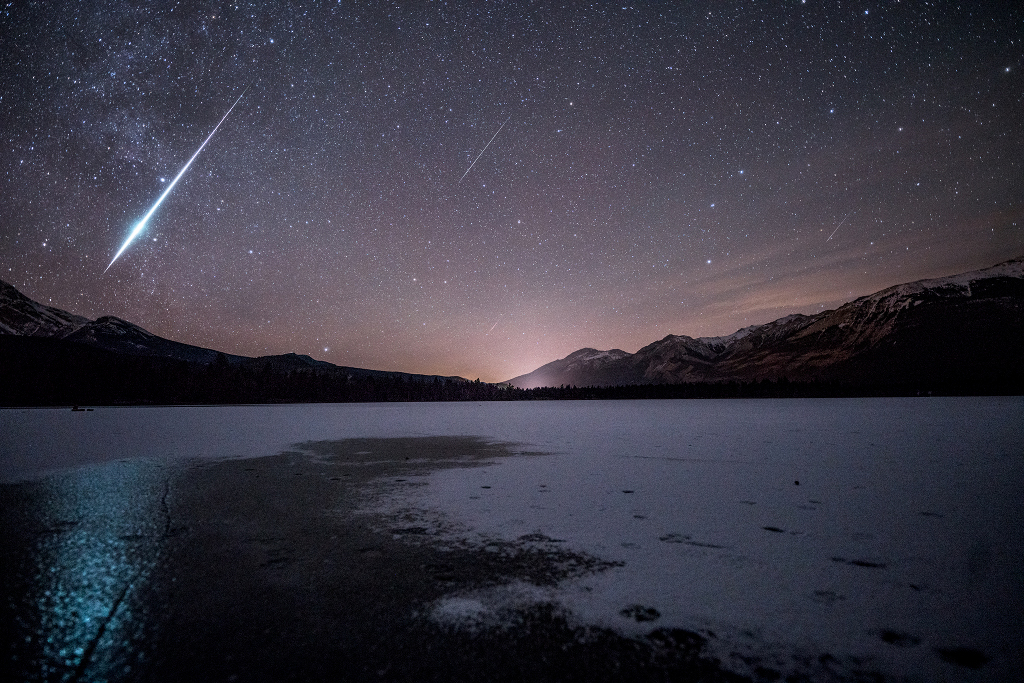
[[506, 256, 1024, 388], [0, 280, 89, 337]]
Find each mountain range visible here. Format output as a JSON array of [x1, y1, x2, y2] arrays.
[[2, 256, 1022, 404], [506, 257, 1024, 390], [1, 279, 472, 382], [1, 279, 471, 406]]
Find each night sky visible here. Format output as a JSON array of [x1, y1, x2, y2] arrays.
[[2, 2, 1021, 382]]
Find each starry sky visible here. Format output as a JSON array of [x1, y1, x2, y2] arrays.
[[2, 1, 1021, 382]]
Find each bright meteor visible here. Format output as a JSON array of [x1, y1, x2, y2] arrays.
[[105, 89, 247, 272]]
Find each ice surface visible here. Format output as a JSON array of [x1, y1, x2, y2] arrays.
[[2, 398, 1022, 681], [357, 398, 1024, 682], [0, 402, 514, 481]]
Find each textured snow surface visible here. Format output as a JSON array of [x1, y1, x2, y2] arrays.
[[363, 399, 1024, 682], [2, 398, 1021, 681]]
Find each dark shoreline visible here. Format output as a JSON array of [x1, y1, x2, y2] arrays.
[[2, 335, 1021, 407]]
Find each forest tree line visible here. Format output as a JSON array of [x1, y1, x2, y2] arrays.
[[1, 336, 1019, 407]]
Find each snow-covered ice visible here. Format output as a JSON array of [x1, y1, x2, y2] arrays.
[[2, 397, 1021, 681], [358, 398, 1024, 681]]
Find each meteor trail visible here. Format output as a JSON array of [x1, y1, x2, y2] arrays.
[[459, 116, 510, 183], [105, 89, 248, 272], [826, 212, 852, 242]]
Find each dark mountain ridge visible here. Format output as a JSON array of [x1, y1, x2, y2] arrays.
[[0, 280, 91, 337], [507, 257, 1024, 390], [3, 256, 1021, 405], [1, 280, 470, 405]]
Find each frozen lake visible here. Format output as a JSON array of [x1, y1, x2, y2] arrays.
[[2, 398, 1022, 681]]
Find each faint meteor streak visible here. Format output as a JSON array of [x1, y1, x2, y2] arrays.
[[826, 212, 852, 242], [486, 321, 499, 334], [459, 116, 511, 183], [105, 89, 248, 272]]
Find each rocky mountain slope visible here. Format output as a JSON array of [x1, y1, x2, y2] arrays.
[[506, 257, 1024, 389], [0, 279, 465, 383], [0, 280, 90, 337]]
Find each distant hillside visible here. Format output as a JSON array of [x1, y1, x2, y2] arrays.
[[0, 280, 469, 405], [4, 255, 1022, 406], [506, 257, 1024, 391]]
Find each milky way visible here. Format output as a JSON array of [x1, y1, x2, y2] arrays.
[[1, 2, 1021, 381]]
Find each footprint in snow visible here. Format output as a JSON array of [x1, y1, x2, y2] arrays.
[[831, 556, 887, 569], [879, 630, 920, 647], [620, 604, 661, 622], [934, 646, 988, 669]]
